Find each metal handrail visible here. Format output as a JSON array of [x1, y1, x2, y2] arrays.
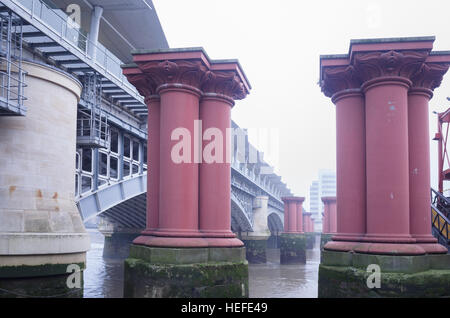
[[430, 188, 450, 243], [14, 0, 141, 98]]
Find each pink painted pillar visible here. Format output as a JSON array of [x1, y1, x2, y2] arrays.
[[409, 62, 449, 254], [282, 197, 304, 233], [303, 213, 311, 233], [125, 50, 251, 249], [333, 90, 366, 240], [157, 85, 201, 239], [199, 65, 249, 247], [322, 202, 330, 234], [295, 198, 305, 233], [328, 198, 337, 233], [199, 95, 235, 240], [121, 71, 160, 235], [363, 77, 413, 246], [283, 199, 289, 232], [146, 96, 160, 231], [408, 87, 434, 244], [288, 200, 297, 233], [126, 53, 209, 247]]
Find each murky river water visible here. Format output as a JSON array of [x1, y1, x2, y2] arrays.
[[83, 229, 319, 298]]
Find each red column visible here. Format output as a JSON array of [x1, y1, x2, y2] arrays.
[[198, 65, 249, 247], [146, 96, 160, 231], [283, 199, 289, 232], [288, 200, 297, 233], [157, 85, 202, 241], [303, 213, 311, 233], [322, 202, 330, 234], [295, 198, 305, 233], [199, 94, 234, 240], [333, 90, 366, 240], [320, 38, 450, 256], [409, 63, 449, 254], [124, 50, 250, 248], [362, 77, 415, 250], [328, 198, 337, 233], [122, 72, 160, 234], [282, 197, 304, 234], [408, 88, 434, 245]]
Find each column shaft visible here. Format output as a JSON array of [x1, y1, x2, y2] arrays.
[[158, 86, 201, 237], [288, 201, 297, 232], [329, 201, 337, 233], [333, 90, 366, 239], [364, 78, 413, 242], [323, 204, 330, 233], [296, 201, 304, 233], [199, 95, 235, 239], [144, 96, 160, 232], [408, 89, 435, 242]]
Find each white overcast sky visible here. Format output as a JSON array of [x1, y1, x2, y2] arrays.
[[153, 0, 450, 208]]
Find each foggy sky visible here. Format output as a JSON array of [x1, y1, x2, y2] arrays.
[[153, 0, 450, 208]]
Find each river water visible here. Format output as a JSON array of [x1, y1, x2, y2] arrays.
[[83, 229, 320, 298]]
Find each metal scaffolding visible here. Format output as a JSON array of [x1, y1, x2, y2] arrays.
[[77, 72, 110, 148], [0, 8, 26, 116]]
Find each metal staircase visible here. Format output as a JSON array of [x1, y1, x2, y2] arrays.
[[430, 188, 450, 251]]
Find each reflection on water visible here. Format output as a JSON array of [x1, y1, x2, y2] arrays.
[[83, 229, 320, 298]]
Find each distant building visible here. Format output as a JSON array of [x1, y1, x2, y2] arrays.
[[309, 170, 336, 229]]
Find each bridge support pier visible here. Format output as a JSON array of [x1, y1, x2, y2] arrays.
[[98, 217, 140, 259], [122, 48, 251, 298], [0, 61, 89, 297], [280, 197, 306, 264], [319, 37, 450, 297], [242, 196, 270, 263], [303, 213, 315, 249]]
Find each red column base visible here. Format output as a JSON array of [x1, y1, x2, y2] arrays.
[[324, 240, 447, 255], [133, 235, 244, 248]]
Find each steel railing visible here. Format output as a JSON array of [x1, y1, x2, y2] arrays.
[[430, 188, 450, 247], [14, 0, 141, 99]]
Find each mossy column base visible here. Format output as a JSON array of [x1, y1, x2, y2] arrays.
[[280, 234, 306, 264], [320, 233, 333, 250], [124, 245, 249, 298], [319, 250, 450, 297], [241, 236, 268, 264]]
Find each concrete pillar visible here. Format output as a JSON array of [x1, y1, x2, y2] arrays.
[[122, 48, 251, 298], [242, 196, 270, 263], [280, 197, 306, 264], [88, 6, 103, 59], [318, 37, 450, 298], [0, 61, 89, 297], [98, 216, 139, 259]]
